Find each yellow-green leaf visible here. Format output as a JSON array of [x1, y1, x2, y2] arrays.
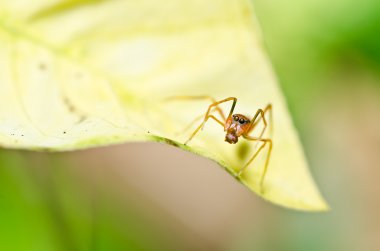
[[0, 0, 328, 211]]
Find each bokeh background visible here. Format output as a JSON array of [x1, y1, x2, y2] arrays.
[[1, 0, 380, 250]]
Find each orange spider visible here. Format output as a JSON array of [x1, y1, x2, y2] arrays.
[[167, 96, 273, 188]]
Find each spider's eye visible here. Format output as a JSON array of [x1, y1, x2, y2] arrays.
[[233, 116, 239, 121], [239, 118, 245, 124]]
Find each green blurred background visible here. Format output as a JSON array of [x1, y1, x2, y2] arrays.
[[1, 0, 380, 250]]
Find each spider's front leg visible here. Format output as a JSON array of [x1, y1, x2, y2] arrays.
[[248, 104, 273, 139], [185, 97, 237, 145], [185, 115, 224, 145]]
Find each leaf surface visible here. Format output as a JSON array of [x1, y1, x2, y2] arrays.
[[0, 0, 328, 210]]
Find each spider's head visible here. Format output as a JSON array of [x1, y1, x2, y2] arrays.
[[224, 114, 251, 144]]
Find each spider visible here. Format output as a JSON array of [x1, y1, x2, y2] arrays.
[[166, 96, 273, 189]]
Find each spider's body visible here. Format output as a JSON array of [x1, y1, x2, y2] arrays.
[[166, 96, 273, 190], [224, 114, 251, 144]]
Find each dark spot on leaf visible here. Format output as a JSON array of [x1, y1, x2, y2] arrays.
[[77, 116, 86, 123], [63, 131, 66, 134], [62, 97, 87, 123], [63, 97, 76, 113], [21, 134, 24, 137], [75, 72, 83, 79], [39, 63, 47, 70]]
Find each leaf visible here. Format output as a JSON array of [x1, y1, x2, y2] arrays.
[[0, 0, 328, 211]]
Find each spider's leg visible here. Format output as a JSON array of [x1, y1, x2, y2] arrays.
[[164, 95, 227, 121], [185, 115, 224, 145], [248, 104, 273, 139], [185, 97, 237, 144], [238, 135, 273, 191]]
